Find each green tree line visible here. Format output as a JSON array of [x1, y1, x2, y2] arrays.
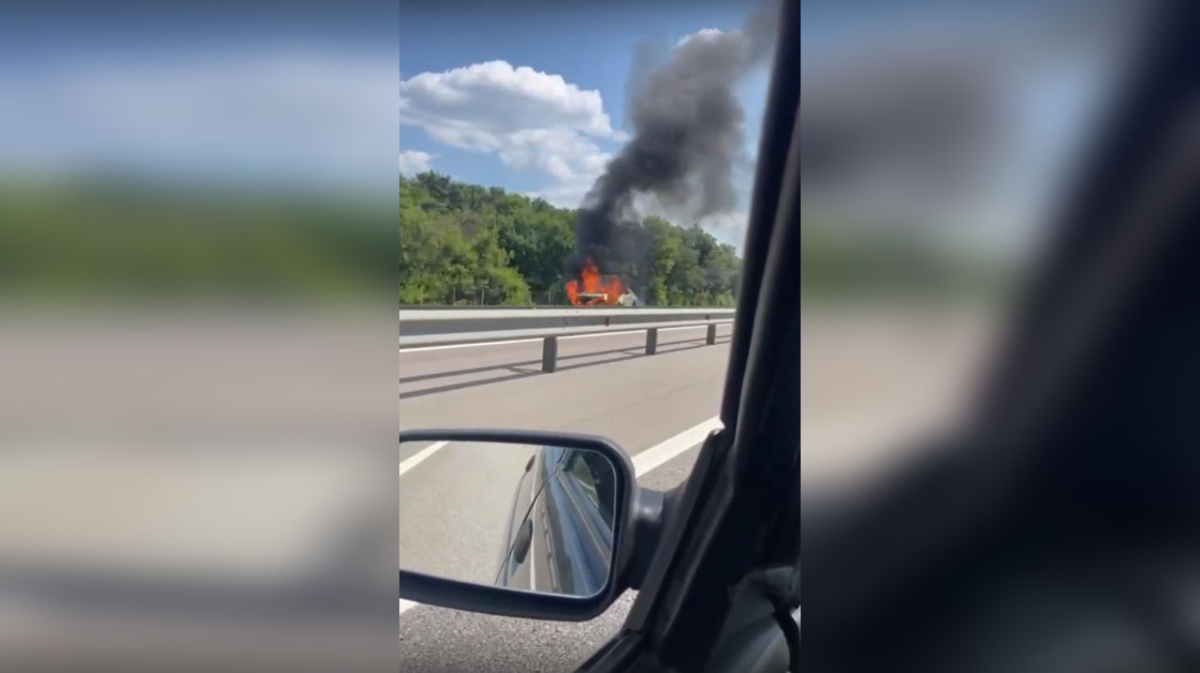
[[400, 172, 742, 306], [800, 226, 1010, 302], [0, 179, 390, 304]]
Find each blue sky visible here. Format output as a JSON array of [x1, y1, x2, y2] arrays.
[[0, 1, 1133, 256], [399, 2, 774, 245], [0, 2, 398, 197], [0, 2, 772, 243], [797, 0, 1136, 256]]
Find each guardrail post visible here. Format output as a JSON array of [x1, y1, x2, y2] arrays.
[[542, 336, 558, 373], [706, 323, 717, 345], [645, 328, 658, 355]]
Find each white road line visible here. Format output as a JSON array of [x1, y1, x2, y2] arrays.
[[399, 441, 449, 476], [400, 338, 542, 353], [399, 416, 721, 617], [399, 440, 449, 615], [398, 323, 730, 354], [633, 416, 723, 476]]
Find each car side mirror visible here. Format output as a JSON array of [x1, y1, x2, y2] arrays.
[[399, 428, 654, 621]]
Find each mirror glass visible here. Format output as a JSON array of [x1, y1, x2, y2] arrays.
[[400, 439, 619, 598]]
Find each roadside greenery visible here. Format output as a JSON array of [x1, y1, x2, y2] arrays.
[[801, 226, 1010, 302], [400, 172, 742, 306], [2, 175, 1003, 308], [0, 179, 390, 304]]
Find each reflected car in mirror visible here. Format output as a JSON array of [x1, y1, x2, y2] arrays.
[[496, 445, 617, 597], [399, 429, 642, 621]]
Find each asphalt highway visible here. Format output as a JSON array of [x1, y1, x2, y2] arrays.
[[399, 323, 735, 672], [0, 308, 988, 672], [399, 324, 735, 455], [399, 307, 994, 672]]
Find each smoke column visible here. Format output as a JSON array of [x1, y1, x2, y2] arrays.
[[568, 4, 777, 281]]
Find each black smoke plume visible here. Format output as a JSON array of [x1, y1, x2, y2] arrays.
[[567, 4, 777, 285]]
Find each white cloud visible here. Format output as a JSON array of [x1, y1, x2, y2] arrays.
[[629, 191, 750, 251], [522, 175, 599, 209], [399, 60, 625, 201], [398, 150, 434, 174], [398, 55, 757, 232], [676, 28, 725, 48], [400, 60, 622, 139], [699, 210, 751, 250]]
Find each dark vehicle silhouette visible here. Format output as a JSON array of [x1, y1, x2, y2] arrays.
[[496, 446, 617, 597]]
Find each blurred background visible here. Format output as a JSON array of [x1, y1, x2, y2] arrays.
[[799, 0, 1141, 494], [0, 2, 397, 671], [799, 3, 1200, 671], [0, 0, 1168, 669]]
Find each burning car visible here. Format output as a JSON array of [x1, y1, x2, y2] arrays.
[[564, 257, 639, 307]]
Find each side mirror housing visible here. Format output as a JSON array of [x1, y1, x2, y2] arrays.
[[399, 428, 660, 621]]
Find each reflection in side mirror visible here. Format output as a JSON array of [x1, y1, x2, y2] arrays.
[[400, 434, 624, 602]]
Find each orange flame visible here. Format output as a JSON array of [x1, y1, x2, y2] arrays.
[[565, 257, 623, 306]]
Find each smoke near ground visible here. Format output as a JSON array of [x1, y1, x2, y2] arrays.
[[567, 3, 777, 281]]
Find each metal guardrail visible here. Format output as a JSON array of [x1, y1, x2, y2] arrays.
[[399, 307, 735, 321], [399, 307, 736, 373]]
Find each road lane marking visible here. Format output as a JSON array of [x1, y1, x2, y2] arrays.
[[398, 440, 447, 616], [400, 416, 722, 617], [399, 441, 448, 476], [400, 338, 542, 353], [633, 416, 723, 476], [398, 323, 731, 354]]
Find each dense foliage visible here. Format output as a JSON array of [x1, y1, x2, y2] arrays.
[[400, 172, 742, 306], [0, 180, 390, 304], [800, 227, 1008, 301]]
